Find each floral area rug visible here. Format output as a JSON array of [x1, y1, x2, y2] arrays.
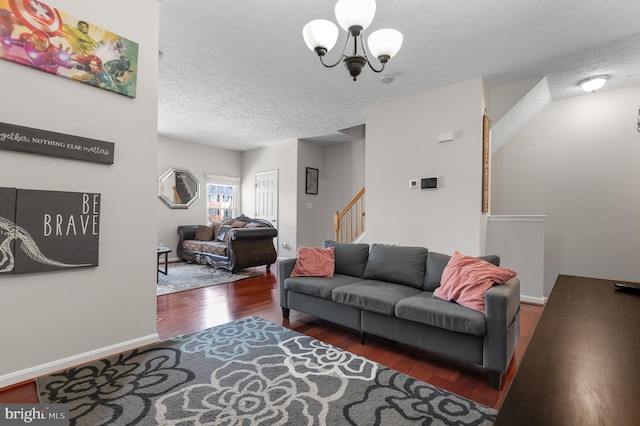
[[37, 316, 497, 425], [157, 263, 260, 296]]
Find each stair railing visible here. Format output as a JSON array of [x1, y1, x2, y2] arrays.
[[334, 187, 365, 243]]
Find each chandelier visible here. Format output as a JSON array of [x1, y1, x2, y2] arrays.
[[302, 0, 403, 81]]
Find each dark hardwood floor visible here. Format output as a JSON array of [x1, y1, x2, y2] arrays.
[[0, 265, 543, 410]]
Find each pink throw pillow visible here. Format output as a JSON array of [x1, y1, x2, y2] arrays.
[[290, 247, 335, 277], [433, 251, 517, 313]]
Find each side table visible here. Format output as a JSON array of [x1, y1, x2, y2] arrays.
[[157, 246, 171, 282]]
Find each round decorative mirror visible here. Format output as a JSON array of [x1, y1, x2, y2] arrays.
[[158, 168, 200, 209]]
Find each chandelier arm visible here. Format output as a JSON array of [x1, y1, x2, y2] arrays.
[[366, 56, 385, 73], [318, 53, 346, 68], [316, 31, 352, 68], [359, 35, 385, 73]]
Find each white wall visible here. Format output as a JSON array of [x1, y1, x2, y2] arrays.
[[297, 140, 329, 248], [491, 85, 640, 295], [325, 139, 366, 241], [242, 140, 298, 258], [0, 0, 158, 386], [365, 78, 488, 255], [157, 136, 241, 257], [158, 136, 366, 260]]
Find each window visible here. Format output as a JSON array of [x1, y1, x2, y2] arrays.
[[205, 174, 239, 225]]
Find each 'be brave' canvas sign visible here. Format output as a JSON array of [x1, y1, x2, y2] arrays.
[[0, 188, 100, 274]]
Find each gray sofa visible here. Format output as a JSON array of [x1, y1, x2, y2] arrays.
[[278, 241, 521, 390]]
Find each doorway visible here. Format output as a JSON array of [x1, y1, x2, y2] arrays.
[[255, 170, 278, 249]]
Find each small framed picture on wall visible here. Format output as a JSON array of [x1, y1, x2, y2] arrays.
[[306, 167, 318, 194]]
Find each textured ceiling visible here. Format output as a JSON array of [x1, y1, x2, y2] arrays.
[[158, 0, 640, 151]]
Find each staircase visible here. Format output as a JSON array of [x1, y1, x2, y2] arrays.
[[334, 187, 365, 243], [173, 172, 192, 204]]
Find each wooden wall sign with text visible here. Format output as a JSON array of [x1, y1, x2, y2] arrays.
[[0, 188, 100, 274], [0, 121, 114, 164]]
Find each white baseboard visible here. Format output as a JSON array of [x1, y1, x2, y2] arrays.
[[521, 294, 546, 305], [0, 333, 160, 389]]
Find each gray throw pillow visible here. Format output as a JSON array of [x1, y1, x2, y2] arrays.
[[322, 240, 369, 278], [363, 244, 428, 289]]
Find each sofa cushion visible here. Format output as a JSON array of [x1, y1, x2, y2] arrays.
[[285, 274, 362, 300], [290, 247, 335, 277], [424, 252, 501, 291], [182, 240, 227, 256], [395, 292, 487, 336], [433, 251, 517, 313], [364, 244, 428, 289], [332, 280, 421, 315], [322, 240, 369, 278], [182, 240, 207, 252], [194, 225, 215, 241]]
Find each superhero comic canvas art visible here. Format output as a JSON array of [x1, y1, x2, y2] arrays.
[[0, 0, 138, 98]]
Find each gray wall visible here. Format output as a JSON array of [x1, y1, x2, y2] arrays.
[[296, 140, 329, 248], [0, 0, 159, 386], [241, 139, 298, 258], [324, 138, 366, 243], [157, 136, 242, 258], [491, 84, 640, 294], [365, 77, 489, 255], [158, 136, 366, 260]]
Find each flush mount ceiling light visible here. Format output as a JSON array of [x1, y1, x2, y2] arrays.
[[303, 0, 403, 81], [579, 75, 608, 92]]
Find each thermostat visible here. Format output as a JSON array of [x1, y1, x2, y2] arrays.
[[421, 177, 438, 189]]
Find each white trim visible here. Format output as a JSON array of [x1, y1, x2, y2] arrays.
[[0, 333, 159, 388], [488, 215, 546, 222], [521, 295, 547, 305], [205, 174, 240, 184]]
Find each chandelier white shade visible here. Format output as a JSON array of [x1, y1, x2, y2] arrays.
[[302, 0, 403, 81], [335, 0, 376, 31], [368, 29, 403, 60], [303, 19, 339, 52]]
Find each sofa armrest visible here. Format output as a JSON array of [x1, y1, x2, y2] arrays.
[[177, 225, 198, 241], [225, 228, 278, 271], [176, 225, 198, 259], [228, 227, 277, 241], [278, 258, 297, 309], [483, 277, 521, 374]]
